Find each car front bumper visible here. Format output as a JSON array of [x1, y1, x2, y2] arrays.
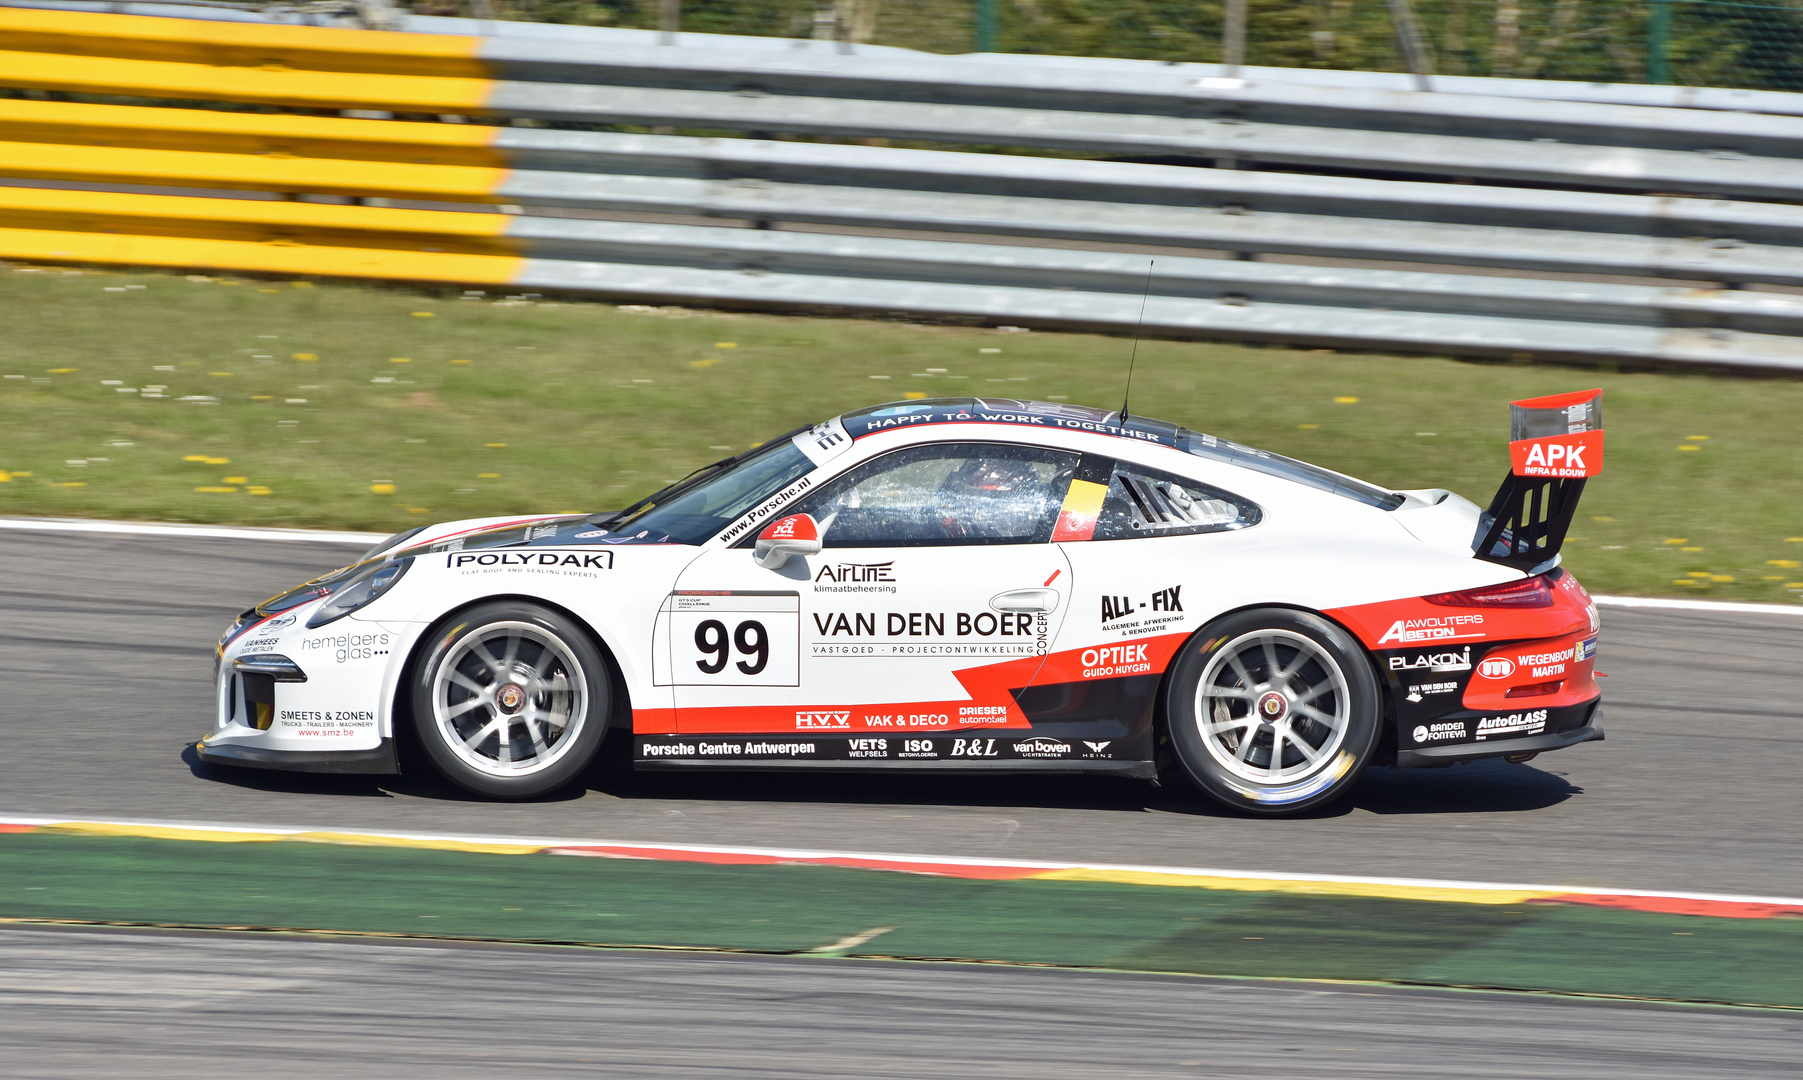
[[206, 618, 411, 771]]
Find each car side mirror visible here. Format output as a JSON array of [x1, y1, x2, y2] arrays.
[[754, 514, 822, 570]]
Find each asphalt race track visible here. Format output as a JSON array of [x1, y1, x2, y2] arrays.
[[4, 526, 1799, 897], [5, 526, 1802, 1078], [3, 925, 1798, 1080]]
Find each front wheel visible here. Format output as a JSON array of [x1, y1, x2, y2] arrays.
[[1165, 608, 1380, 815], [411, 602, 609, 799]]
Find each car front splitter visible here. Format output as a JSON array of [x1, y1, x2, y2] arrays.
[[195, 737, 398, 775]]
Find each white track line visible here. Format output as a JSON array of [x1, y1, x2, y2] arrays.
[[0, 516, 384, 545], [5, 813, 1800, 908], [3, 516, 1800, 615], [1592, 594, 1803, 616]]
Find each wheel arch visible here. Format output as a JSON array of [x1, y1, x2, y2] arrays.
[[1150, 601, 1392, 766], [393, 592, 636, 747]]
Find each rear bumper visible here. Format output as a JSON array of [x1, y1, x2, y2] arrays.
[[195, 736, 398, 775], [1397, 706, 1604, 768]]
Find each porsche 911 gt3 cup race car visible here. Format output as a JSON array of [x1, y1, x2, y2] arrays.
[[201, 391, 1606, 814]]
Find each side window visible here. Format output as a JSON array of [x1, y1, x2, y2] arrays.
[[1089, 462, 1260, 540], [785, 443, 1079, 548]]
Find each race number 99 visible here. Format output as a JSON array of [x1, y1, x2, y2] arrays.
[[694, 618, 769, 676], [666, 593, 799, 687]]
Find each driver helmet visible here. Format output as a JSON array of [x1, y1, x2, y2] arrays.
[[944, 457, 1042, 496]]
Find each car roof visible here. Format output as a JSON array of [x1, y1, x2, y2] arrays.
[[841, 397, 1176, 447], [837, 398, 1405, 511]]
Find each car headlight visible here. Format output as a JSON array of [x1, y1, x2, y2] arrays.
[[305, 557, 413, 629], [256, 567, 358, 617]]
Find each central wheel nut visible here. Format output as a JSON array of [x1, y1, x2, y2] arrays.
[[495, 683, 526, 714], [1256, 691, 1288, 721]]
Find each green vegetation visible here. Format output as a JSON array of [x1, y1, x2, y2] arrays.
[[3, 832, 1800, 1008], [2, 264, 1800, 601]]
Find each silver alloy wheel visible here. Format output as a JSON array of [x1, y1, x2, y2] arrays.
[[431, 620, 588, 778], [1194, 629, 1351, 784]]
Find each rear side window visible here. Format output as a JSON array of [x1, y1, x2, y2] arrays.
[[1176, 429, 1403, 510], [1089, 462, 1260, 541]]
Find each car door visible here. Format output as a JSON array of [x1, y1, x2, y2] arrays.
[[665, 441, 1077, 760]]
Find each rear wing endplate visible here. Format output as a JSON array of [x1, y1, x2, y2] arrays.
[[1473, 390, 1604, 571]]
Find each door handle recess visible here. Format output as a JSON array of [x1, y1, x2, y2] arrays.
[[991, 588, 1059, 614]]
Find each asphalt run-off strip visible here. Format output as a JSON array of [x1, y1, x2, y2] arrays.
[[7, 515, 1803, 616], [2, 816, 1800, 1009]]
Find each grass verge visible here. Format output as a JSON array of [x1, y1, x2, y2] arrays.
[[2, 833, 1800, 1008], [2, 264, 1801, 600]]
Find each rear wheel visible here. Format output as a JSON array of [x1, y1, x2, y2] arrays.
[[1165, 608, 1380, 815], [411, 602, 608, 799]]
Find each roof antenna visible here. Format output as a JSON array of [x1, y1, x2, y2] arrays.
[[1119, 259, 1154, 424]]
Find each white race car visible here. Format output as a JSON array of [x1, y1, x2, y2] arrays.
[[202, 394, 1604, 814]]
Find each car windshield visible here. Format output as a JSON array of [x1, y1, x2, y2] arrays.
[[598, 438, 816, 544]]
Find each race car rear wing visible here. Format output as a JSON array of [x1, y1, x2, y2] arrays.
[[1473, 389, 1603, 571]]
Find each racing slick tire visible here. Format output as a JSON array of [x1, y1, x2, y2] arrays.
[[411, 601, 610, 799], [1165, 608, 1380, 816]]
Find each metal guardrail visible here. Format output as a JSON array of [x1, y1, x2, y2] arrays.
[[1, 7, 1802, 371], [470, 46, 1803, 156], [12, 0, 1803, 118], [8, 99, 1802, 289], [480, 87, 1803, 200], [7, 184, 1800, 372], [6, 8, 1802, 191]]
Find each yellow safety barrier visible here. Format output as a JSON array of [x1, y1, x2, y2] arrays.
[[0, 11, 525, 289], [0, 98, 503, 166], [0, 188, 521, 281], [0, 48, 492, 111], [0, 8, 485, 77], [0, 227, 522, 283], [0, 187, 513, 245], [0, 140, 507, 200]]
